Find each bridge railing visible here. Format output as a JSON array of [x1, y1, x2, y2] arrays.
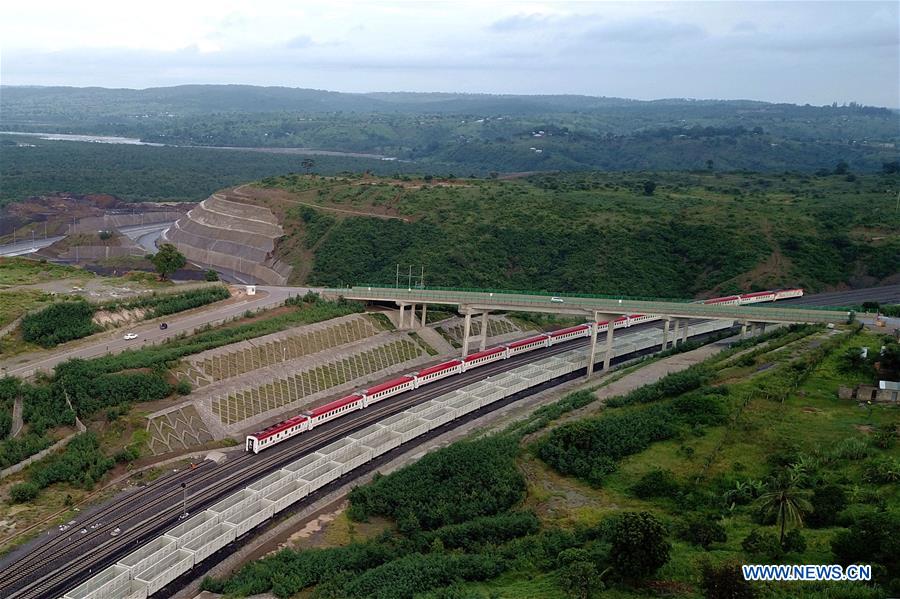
[[328, 286, 850, 322]]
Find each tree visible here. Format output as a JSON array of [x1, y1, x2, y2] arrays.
[[559, 560, 601, 599], [642, 180, 657, 196], [754, 472, 812, 544], [807, 484, 846, 528], [607, 511, 671, 579], [205, 269, 220, 281], [679, 513, 727, 549], [706, 159, 714, 171], [834, 160, 849, 175], [148, 243, 186, 280], [301, 158, 316, 173]]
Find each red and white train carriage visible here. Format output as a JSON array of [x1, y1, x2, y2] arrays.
[[246, 288, 803, 453]]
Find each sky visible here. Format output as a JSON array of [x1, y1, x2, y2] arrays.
[[1, 1, 898, 107]]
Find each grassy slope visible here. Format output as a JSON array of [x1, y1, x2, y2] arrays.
[[255, 172, 900, 297]]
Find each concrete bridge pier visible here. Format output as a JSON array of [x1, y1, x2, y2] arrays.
[[397, 302, 408, 330], [420, 304, 427, 328], [681, 319, 689, 345], [661, 318, 671, 351], [754, 322, 766, 336], [671, 319, 681, 347], [740, 321, 749, 338], [461, 310, 472, 356], [478, 311, 490, 351], [603, 319, 616, 372], [586, 314, 599, 377]]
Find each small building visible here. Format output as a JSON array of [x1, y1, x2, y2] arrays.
[[246, 285, 256, 296]]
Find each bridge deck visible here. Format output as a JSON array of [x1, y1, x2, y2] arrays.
[[331, 286, 849, 324]]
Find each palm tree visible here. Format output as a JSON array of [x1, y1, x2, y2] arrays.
[[755, 472, 812, 544]]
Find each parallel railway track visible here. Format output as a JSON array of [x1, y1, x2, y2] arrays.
[[2, 329, 653, 599]]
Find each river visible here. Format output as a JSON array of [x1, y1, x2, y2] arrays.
[[0, 131, 397, 160]]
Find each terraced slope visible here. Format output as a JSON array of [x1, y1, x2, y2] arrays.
[[162, 192, 292, 284]]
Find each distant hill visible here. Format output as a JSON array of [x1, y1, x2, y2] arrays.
[[1, 84, 897, 174]]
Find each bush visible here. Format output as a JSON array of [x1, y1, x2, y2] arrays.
[[699, 560, 757, 599], [204, 269, 219, 281], [629, 469, 680, 499], [807, 484, 847, 528], [416, 511, 540, 552], [829, 437, 872, 461], [606, 366, 711, 407], [175, 378, 192, 396], [678, 514, 727, 549], [348, 436, 525, 530], [782, 529, 806, 554], [607, 511, 671, 579], [559, 560, 601, 599], [862, 456, 900, 484], [9, 481, 40, 503], [831, 511, 900, 582], [22, 300, 98, 347], [741, 529, 782, 560]]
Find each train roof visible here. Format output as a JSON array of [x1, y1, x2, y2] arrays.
[[417, 360, 462, 377], [252, 414, 309, 440], [508, 334, 550, 348], [704, 296, 739, 304], [741, 291, 776, 298], [308, 393, 364, 417], [365, 376, 415, 395], [463, 346, 506, 362], [549, 325, 590, 337]]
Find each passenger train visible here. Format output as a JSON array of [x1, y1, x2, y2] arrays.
[[246, 288, 803, 453]]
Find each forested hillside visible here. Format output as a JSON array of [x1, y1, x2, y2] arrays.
[[2, 85, 897, 174], [249, 171, 899, 297]]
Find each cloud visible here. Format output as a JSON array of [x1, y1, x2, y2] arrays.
[[286, 35, 314, 49], [582, 18, 706, 45], [489, 13, 554, 32]]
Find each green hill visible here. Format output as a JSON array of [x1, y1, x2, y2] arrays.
[[241, 171, 899, 297]]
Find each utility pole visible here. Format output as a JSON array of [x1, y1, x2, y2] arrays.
[[181, 482, 188, 518]]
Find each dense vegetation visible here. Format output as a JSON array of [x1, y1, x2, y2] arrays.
[[0, 135, 426, 205], [21, 299, 97, 348], [3, 85, 897, 174], [19, 286, 229, 348], [264, 171, 899, 296]]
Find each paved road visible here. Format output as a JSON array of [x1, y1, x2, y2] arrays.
[[0, 223, 174, 257], [0, 286, 313, 377]]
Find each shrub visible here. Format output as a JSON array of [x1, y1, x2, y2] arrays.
[[204, 269, 219, 281], [741, 529, 782, 560], [629, 469, 680, 499], [699, 560, 757, 599], [829, 437, 871, 461], [807, 484, 847, 528], [831, 511, 900, 581], [862, 456, 900, 484], [559, 560, 602, 599], [678, 514, 727, 549], [607, 511, 671, 579], [348, 436, 525, 530], [22, 300, 97, 347], [175, 378, 192, 396], [782, 529, 806, 554], [9, 481, 40, 503]]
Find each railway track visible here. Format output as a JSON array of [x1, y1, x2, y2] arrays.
[[2, 330, 645, 599]]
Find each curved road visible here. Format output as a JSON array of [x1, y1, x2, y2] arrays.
[[0, 223, 174, 258]]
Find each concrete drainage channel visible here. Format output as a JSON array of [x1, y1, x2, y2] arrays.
[[63, 320, 737, 599]]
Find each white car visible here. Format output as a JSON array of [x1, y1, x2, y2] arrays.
[[123, 333, 138, 340], [550, 297, 564, 303]]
